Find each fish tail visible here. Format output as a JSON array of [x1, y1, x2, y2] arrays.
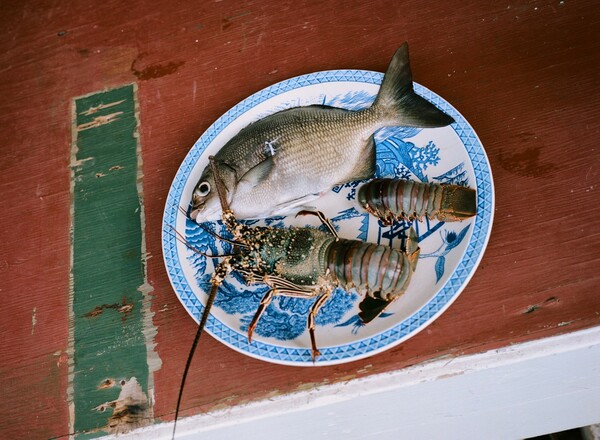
[[373, 42, 455, 128]]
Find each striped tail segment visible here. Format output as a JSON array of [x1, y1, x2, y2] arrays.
[[324, 239, 417, 323], [358, 179, 477, 224]]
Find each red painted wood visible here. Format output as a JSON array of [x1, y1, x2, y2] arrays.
[[1, 0, 599, 437]]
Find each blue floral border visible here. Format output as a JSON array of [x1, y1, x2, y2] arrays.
[[161, 70, 494, 366]]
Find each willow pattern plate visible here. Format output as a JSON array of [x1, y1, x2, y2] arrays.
[[162, 69, 494, 366]]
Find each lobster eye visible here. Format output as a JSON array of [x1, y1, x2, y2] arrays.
[[197, 181, 211, 197]]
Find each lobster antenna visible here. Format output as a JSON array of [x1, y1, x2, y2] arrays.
[[178, 205, 189, 219], [179, 204, 245, 247], [208, 156, 231, 212], [172, 278, 222, 440], [172, 157, 235, 439], [196, 222, 246, 248]]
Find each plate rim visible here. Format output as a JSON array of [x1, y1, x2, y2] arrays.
[[162, 68, 495, 366]]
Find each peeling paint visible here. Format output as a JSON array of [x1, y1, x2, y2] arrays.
[[31, 306, 37, 335], [98, 378, 116, 390], [133, 79, 162, 407], [131, 58, 185, 81], [523, 304, 540, 314], [76, 111, 123, 131], [79, 99, 126, 116], [522, 296, 560, 315], [82, 301, 134, 318], [94, 377, 151, 434], [356, 364, 373, 374]]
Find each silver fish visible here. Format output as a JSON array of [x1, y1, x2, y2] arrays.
[[190, 42, 454, 222]]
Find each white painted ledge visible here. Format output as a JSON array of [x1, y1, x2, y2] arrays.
[[114, 326, 600, 440]]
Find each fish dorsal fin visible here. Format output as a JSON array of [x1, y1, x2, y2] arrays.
[[304, 104, 349, 111], [238, 156, 274, 187]]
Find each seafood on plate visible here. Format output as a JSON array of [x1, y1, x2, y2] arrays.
[[358, 178, 477, 224], [189, 42, 455, 222]]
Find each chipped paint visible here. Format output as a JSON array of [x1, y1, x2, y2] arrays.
[[31, 306, 37, 335], [93, 377, 151, 435], [76, 111, 123, 131], [79, 99, 126, 116], [522, 297, 560, 315], [132, 80, 162, 416], [131, 59, 185, 81], [98, 379, 116, 390], [82, 301, 134, 318]]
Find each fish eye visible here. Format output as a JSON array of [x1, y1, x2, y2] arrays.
[[197, 181, 211, 197]]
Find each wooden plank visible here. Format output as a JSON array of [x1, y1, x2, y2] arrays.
[[0, 0, 599, 438]]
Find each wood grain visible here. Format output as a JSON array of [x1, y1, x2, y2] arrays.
[[0, 0, 599, 437]]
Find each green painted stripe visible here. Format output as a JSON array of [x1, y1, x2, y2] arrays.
[[71, 85, 150, 437]]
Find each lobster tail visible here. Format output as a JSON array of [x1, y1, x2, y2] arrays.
[[325, 234, 419, 324], [440, 185, 477, 221], [358, 179, 477, 223]]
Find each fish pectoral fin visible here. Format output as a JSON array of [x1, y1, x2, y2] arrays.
[[238, 156, 275, 188], [270, 193, 321, 217], [346, 135, 376, 181]]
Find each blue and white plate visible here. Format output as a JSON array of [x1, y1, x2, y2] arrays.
[[162, 70, 494, 366]]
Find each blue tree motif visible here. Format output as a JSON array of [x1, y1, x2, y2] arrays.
[[195, 273, 267, 315], [315, 288, 358, 325], [434, 162, 469, 186], [375, 136, 440, 182], [393, 164, 412, 180], [410, 141, 440, 178], [379, 218, 412, 247], [264, 216, 287, 228], [237, 288, 358, 341], [185, 220, 218, 276]]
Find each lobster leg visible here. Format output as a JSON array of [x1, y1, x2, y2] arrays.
[[247, 288, 274, 343], [405, 226, 420, 271], [296, 210, 338, 238], [247, 274, 315, 344], [307, 289, 333, 361]]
